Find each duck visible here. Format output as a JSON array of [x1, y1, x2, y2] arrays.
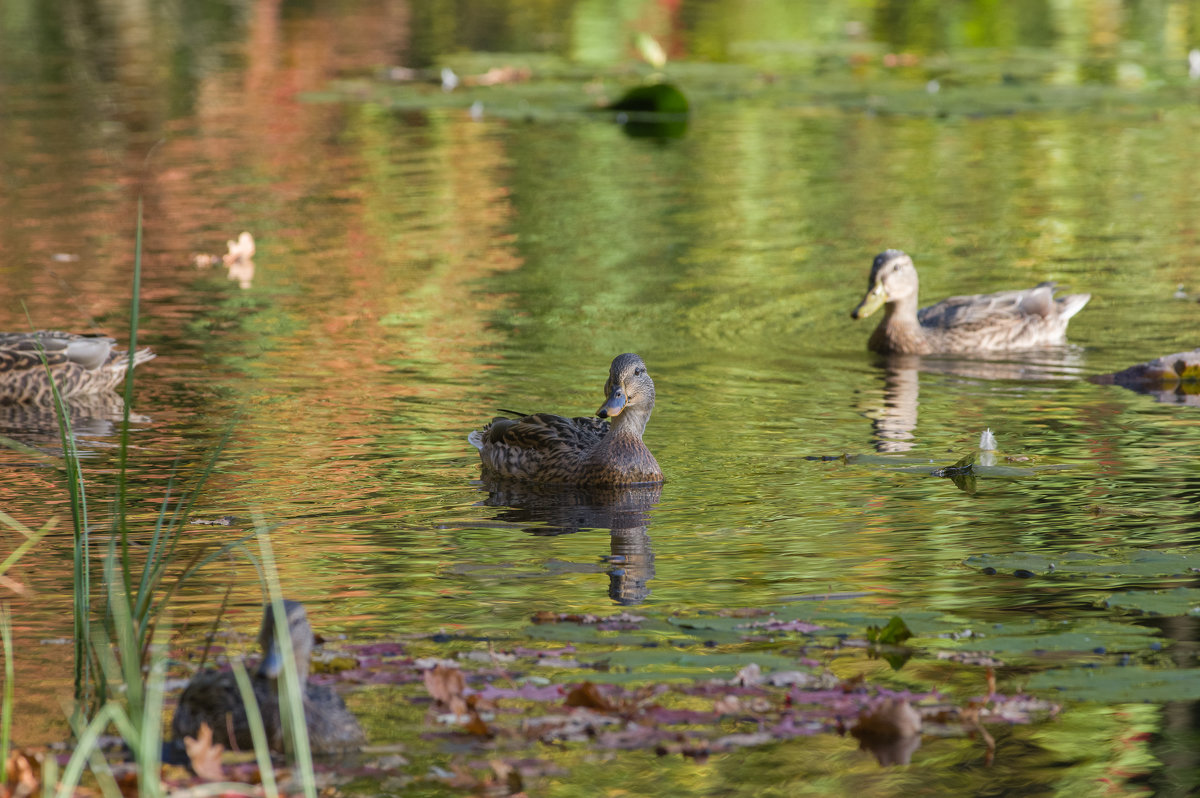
[[171, 600, 365, 756], [468, 353, 663, 486], [850, 250, 1090, 355], [0, 331, 155, 403]]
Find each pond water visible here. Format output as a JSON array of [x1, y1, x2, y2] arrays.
[[3, 1, 1200, 795]]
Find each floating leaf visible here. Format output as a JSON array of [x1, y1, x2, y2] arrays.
[[183, 723, 225, 782], [1102, 587, 1200, 616], [1027, 666, 1200, 702], [867, 617, 913, 646]]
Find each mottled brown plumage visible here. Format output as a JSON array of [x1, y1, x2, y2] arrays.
[[850, 250, 1090, 355], [469, 353, 663, 486], [0, 331, 155, 403], [171, 601, 365, 756]]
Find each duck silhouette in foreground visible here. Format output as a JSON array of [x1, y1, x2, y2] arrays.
[[469, 353, 663, 486], [171, 600, 365, 756], [850, 250, 1090, 355], [0, 331, 154, 403]]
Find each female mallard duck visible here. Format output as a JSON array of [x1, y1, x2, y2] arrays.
[[850, 250, 1090, 355], [0, 331, 154, 403], [171, 601, 365, 756], [468, 353, 663, 486]]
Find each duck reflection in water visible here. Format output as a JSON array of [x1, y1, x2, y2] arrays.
[[478, 479, 662, 606], [862, 350, 1088, 454], [171, 600, 365, 757]]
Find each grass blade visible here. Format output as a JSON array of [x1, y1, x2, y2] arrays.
[[231, 661, 280, 798]]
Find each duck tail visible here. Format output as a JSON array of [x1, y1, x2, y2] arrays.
[[129, 347, 157, 369], [1057, 292, 1091, 321]]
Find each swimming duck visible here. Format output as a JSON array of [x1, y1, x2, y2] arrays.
[[0, 331, 155, 403], [468, 353, 663, 486], [850, 250, 1090, 355], [171, 601, 365, 756]]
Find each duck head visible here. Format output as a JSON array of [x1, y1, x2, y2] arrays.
[[256, 599, 314, 683], [597, 353, 655, 435], [851, 249, 919, 319]]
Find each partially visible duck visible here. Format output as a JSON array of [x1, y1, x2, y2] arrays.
[[851, 250, 1090, 355], [469, 353, 663, 486], [171, 601, 365, 756], [0, 331, 154, 403]]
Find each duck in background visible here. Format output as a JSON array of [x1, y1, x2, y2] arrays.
[[851, 250, 1090, 355], [0, 331, 154, 403], [171, 600, 365, 757]]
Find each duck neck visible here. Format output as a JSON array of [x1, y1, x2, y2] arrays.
[[609, 404, 652, 440], [884, 293, 921, 328]]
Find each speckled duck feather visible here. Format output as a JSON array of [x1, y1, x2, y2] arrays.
[[0, 331, 155, 403], [469, 353, 663, 486], [852, 250, 1090, 355]]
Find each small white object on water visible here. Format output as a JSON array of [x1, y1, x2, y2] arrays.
[[979, 428, 998, 466], [441, 67, 459, 92], [1189, 49, 1200, 80], [469, 101, 484, 120], [925, 79, 940, 94]]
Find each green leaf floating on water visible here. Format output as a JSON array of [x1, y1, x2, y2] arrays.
[[1102, 587, 1200, 616], [1027, 666, 1200, 702], [867, 616, 913, 645], [952, 618, 1159, 655], [586, 649, 801, 675]]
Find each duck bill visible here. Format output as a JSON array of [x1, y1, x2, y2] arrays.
[[851, 284, 887, 319], [258, 642, 283, 679], [597, 391, 626, 419]]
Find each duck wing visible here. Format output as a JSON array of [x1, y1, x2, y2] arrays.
[[918, 283, 1060, 329], [472, 413, 609, 482]]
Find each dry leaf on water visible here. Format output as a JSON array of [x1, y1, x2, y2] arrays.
[[424, 664, 466, 706], [733, 663, 762, 687], [184, 722, 227, 782], [564, 682, 613, 712], [3, 749, 41, 798], [223, 232, 256, 265]]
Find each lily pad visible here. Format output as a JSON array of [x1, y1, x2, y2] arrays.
[[1102, 587, 1200, 617], [1027, 666, 1200, 702], [967, 548, 1200, 578], [585, 649, 803, 676], [951, 619, 1160, 655]]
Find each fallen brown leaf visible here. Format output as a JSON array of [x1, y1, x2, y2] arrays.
[[424, 664, 466, 706], [3, 749, 40, 798], [564, 682, 613, 712], [184, 722, 226, 781], [463, 712, 492, 737], [733, 663, 762, 687]]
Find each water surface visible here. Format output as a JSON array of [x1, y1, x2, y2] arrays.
[[2, 1, 1200, 794]]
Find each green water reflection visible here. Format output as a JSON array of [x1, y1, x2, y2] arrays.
[[2, 0, 1200, 793]]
